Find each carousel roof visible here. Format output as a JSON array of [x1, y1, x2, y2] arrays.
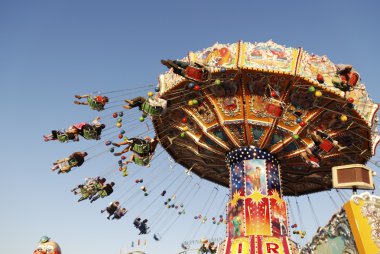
[[153, 40, 379, 196]]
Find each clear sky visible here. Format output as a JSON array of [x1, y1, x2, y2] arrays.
[[1, 0, 380, 253]]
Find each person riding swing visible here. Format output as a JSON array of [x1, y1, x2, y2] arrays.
[[73, 177, 106, 202], [90, 182, 115, 203], [161, 59, 211, 83], [101, 201, 120, 220], [77, 117, 105, 140], [309, 129, 346, 153], [51, 152, 88, 174], [43, 126, 80, 143], [138, 219, 149, 235], [301, 128, 346, 168], [112, 207, 127, 220], [332, 65, 360, 92], [113, 136, 158, 157], [74, 94, 109, 111], [123, 96, 167, 119], [122, 136, 159, 167]]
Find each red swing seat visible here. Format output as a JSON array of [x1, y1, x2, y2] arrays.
[[319, 139, 334, 153], [309, 155, 320, 164], [185, 66, 209, 82]]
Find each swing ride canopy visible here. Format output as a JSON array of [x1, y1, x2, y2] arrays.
[[153, 40, 380, 196]]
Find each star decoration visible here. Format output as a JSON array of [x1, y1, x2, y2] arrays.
[[230, 190, 242, 207], [269, 189, 284, 208], [246, 188, 265, 204]]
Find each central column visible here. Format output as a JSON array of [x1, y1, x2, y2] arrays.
[[222, 146, 294, 254]]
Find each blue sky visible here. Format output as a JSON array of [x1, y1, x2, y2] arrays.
[[1, 0, 380, 253]]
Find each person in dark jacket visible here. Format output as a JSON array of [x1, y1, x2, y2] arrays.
[[90, 182, 115, 203], [138, 219, 149, 235], [51, 152, 88, 174]]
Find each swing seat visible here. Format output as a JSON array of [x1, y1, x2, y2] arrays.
[[319, 139, 334, 153], [87, 96, 105, 111], [85, 182, 101, 194], [132, 142, 150, 154], [94, 182, 103, 189], [266, 103, 283, 117], [332, 75, 353, 91], [184, 66, 209, 82], [99, 190, 108, 198], [57, 133, 69, 143], [309, 155, 320, 164], [141, 102, 162, 116], [57, 160, 72, 173], [80, 188, 90, 198], [134, 156, 150, 166], [83, 128, 98, 140], [348, 72, 359, 87], [68, 158, 78, 167]]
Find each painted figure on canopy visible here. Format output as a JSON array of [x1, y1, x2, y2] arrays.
[[232, 216, 242, 237]]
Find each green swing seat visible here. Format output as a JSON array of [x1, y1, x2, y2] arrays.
[[132, 142, 150, 154], [57, 133, 69, 143], [134, 155, 150, 166], [99, 189, 108, 198], [332, 75, 352, 92], [80, 188, 91, 198], [83, 127, 98, 140], [141, 101, 163, 116], [87, 96, 105, 111], [68, 157, 78, 167]]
